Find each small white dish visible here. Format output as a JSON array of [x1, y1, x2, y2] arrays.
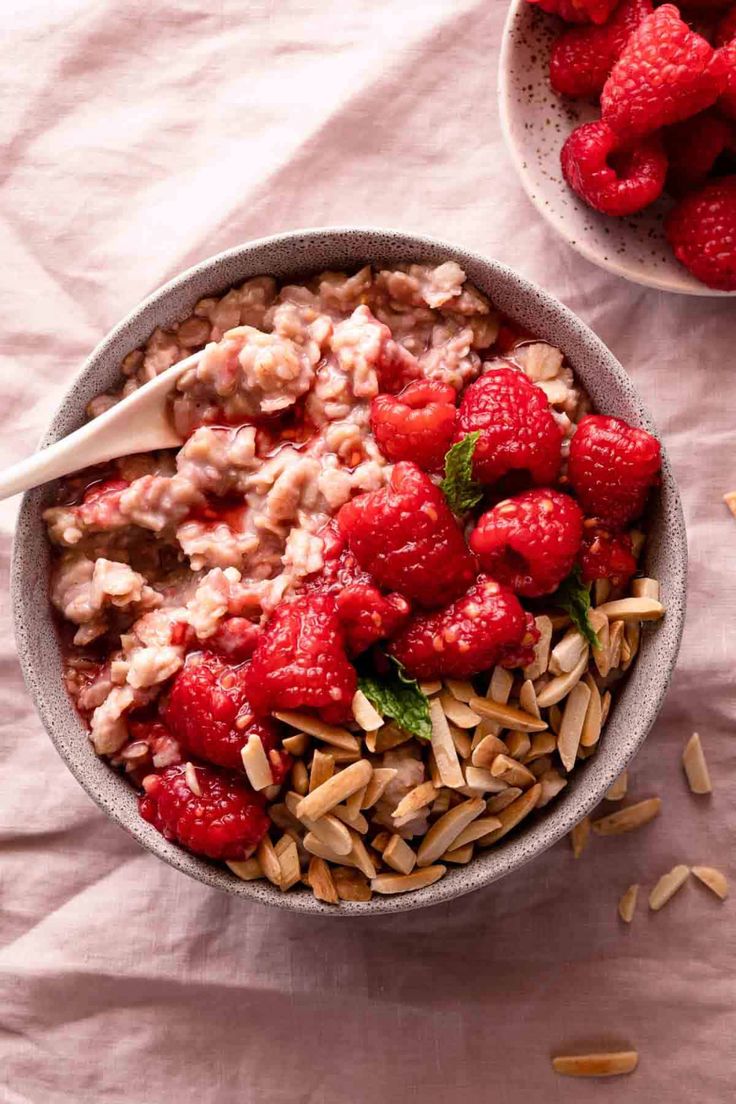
[[498, 0, 736, 297]]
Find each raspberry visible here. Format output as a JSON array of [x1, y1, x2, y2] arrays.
[[128, 719, 182, 769], [718, 41, 736, 118], [455, 365, 562, 487], [601, 5, 726, 139], [665, 176, 736, 289], [139, 763, 269, 860], [162, 652, 287, 778], [335, 585, 410, 656], [469, 489, 584, 598], [244, 592, 357, 723], [663, 112, 735, 196], [568, 415, 661, 526], [716, 6, 736, 47], [337, 463, 477, 608], [527, 0, 619, 24], [388, 576, 531, 680], [207, 617, 262, 663], [550, 0, 653, 99], [370, 380, 457, 472], [580, 524, 637, 586], [561, 120, 667, 215]]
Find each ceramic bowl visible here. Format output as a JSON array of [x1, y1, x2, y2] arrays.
[[12, 227, 687, 915], [498, 0, 736, 297]]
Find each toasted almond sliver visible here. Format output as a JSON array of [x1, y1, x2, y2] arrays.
[[537, 769, 567, 807], [256, 836, 282, 887], [367, 724, 412, 753], [580, 674, 602, 747], [307, 856, 338, 904], [184, 762, 202, 797], [351, 689, 383, 732], [323, 746, 361, 764], [535, 651, 589, 710], [226, 857, 263, 881], [344, 784, 367, 821], [371, 830, 391, 853], [241, 734, 274, 791], [622, 621, 640, 671], [487, 787, 522, 813], [600, 690, 612, 726], [383, 834, 417, 875], [417, 797, 485, 866], [463, 765, 509, 794], [297, 759, 373, 822], [692, 865, 729, 900], [308, 814, 353, 856], [348, 832, 378, 879], [440, 691, 482, 729], [618, 883, 639, 922], [274, 711, 359, 751], [549, 628, 587, 676], [490, 753, 536, 788], [523, 615, 553, 680], [552, 1052, 639, 1078], [290, 758, 309, 797], [608, 619, 624, 670], [590, 610, 611, 677], [431, 788, 452, 815], [451, 816, 503, 849], [524, 731, 556, 763], [450, 724, 472, 759], [682, 732, 712, 795], [419, 679, 443, 696], [557, 681, 592, 772], [519, 679, 540, 719], [469, 697, 548, 733], [445, 678, 476, 703], [592, 797, 661, 836], [649, 864, 690, 910], [361, 767, 398, 809], [429, 698, 465, 789], [488, 665, 515, 703], [309, 748, 335, 793], [605, 770, 628, 802], [331, 804, 369, 834], [392, 780, 437, 820], [596, 597, 665, 623], [631, 577, 660, 601], [505, 730, 531, 761], [282, 732, 309, 757], [471, 732, 509, 769], [477, 783, 541, 845], [569, 816, 590, 859], [442, 843, 474, 864], [275, 835, 301, 892], [529, 755, 553, 779], [303, 832, 354, 866], [333, 866, 372, 902], [371, 865, 447, 895]]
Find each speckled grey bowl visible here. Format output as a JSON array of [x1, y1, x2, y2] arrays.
[[12, 227, 687, 915]]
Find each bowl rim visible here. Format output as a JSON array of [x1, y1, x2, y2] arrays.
[[11, 225, 688, 915], [497, 0, 736, 299]]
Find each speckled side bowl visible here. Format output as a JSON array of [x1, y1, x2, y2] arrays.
[[498, 0, 736, 297], [12, 227, 687, 915]]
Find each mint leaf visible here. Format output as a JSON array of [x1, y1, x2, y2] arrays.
[[550, 566, 599, 649], [358, 658, 432, 741], [440, 432, 483, 515]]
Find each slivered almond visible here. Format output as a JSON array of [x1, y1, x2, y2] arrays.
[[303, 833, 355, 866], [622, 621, 640, 671], [308, 815, 353, 856], [366, 724, 413, 753], [445, 678, 476, 702], [275, 835, 301, 891], [392, 781, 437, 820], [592, 797, 661, 836], [618, 883, 639, 922], [504, 730, 531, 761], [570, 817, 590, 859], [548, 703, 562, 735], [333, 866, 372, 902], [440, 691, 482, 728], [297, 759, 372, 822], [442, 843, 474, 864], [536, 651, 589, 709], [682, 732, 712, 794], [348, 832, 378, 879], [429, 698, 465, 789], [282, 732, 309, 756], [351, 689, 383, 732], [490, 753, 536, 787], [488, 665, 514, 703], [309, 748, 334, 793], [184, 762, 201, 796], [605, 771, 628, 802], [557, 681, 591, 772], [322, 746, 361, 763], [463, 765, 509, 794], [361, 767, 398, 809], [417, 798, 485, 866], [226, 857, 263, 881], [523, 615, 553, 680], [519, 679, 540, 718], [344, 784, 367, 820], [692, 866, 729, 900], [596, 596, 665, 623], [529, 755, 553, 779], [290, 759, 309, 796], [331, 804, 369, 834], [469, 697, 548, 733], [371, 865, 447, 895], [241, 734, 274, 791], [419, 679, 442, 695], [274, 711, 359, 751], [632, 577, 659, 601], [450, 725, 472, 759], [524, 731, 556, 763], [487, 787, 522, 813], [537, 769, 567, 807], [580, 674, 602, 747], [451, 816, 503, 849], [600, 690, 612, 726], [608, 619, 624, 670], [590, 610, 611, 676], [471, 732, 509, 769], [307, 856, 338, 904], [552, 1052, 638, 1078], [549, 628, 587, 676], [383, 834, 417, 875], [649, 864, 690, 910], [477, 783, 541, 845], [256, 836, 282, 887], [371, 831, 391, 853]]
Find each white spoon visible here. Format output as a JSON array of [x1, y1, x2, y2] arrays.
[[0, 350, 202, 501]]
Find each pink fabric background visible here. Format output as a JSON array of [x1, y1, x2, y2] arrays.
[[1, 2, 735, 1100]]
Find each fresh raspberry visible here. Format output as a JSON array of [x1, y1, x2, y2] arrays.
[[469, 489, 584, 598], [561, 119, 667, 215], [601, 5, 726, 139], [579, 524, 638, 586], [455, 365, 562, 487], [335, 585, 410, 656], [370, 380, 457, 472], [665, 176, 736, 288], [568, 415, 662, 526], [388, 576, 531, 680], [337, 463, 477, 608], [550, 0, 653, 99], [207, 617, 262, 663], [716, 6, 736, 47], [139, 763, 269, 860], [244, 592, 357, 723], [162, 652, 287, 779], [527, 0, 619, 24], [497, 612, 541, 671], [718, 41, 736, 118], [663, 112, 735, 196]]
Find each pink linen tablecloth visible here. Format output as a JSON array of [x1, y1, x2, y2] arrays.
[[1, 2, 735, 1101]]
